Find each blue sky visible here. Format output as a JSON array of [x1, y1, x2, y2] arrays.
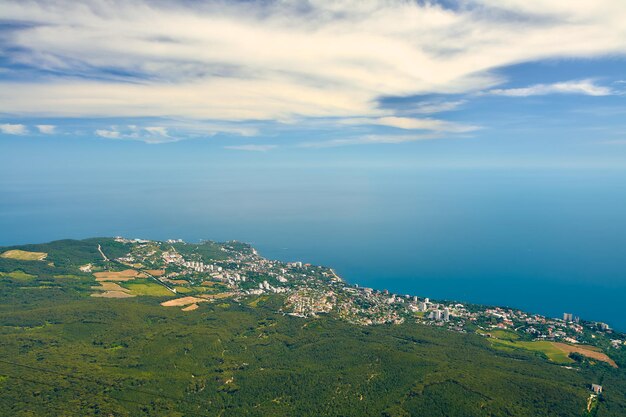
[[0, 0, 625, 162]]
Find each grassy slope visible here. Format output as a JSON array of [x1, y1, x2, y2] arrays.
[[0, 239, 625, 416], [0, 250, 47, 261], [489, 339, 573, 363]]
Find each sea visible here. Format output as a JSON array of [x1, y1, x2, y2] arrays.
[[1, 167, 625, 331]]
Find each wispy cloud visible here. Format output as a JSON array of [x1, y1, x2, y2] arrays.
[[339, 117, 479, 132], [487, 80, 613, 97], [144, 126, 169, 137], [299, 133, 440, 148], [2, 2, 626, 116], [93, 122, 257, 143], [95, 128, 121, 139], [95, 126, 176, 143], [224, 144, 277, 152], [0, 123, 28, 135], [2, 1, 626, 144], [36, 124, 56, 134], [411, 100, 467, 115]]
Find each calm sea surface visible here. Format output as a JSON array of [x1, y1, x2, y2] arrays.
[[1, 168, 625, 330]]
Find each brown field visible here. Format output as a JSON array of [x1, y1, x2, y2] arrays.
[[161, 296, 207, 307], [182, 303, 199, 311], [1, 250, 47, 261], [201, 281, 216, 286], [92, 282, 127, 292], [93, 269, 146, 281], [91, 282, 136, 298], [552, 342, 618, 368], [145, 269, 165, 276]]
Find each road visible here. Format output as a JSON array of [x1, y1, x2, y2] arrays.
[[96, 243, 176, 294], [97, 244, 109, 261]]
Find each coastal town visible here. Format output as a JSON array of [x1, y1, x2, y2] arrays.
[[1, 235, 623, 412], [105, 237, 625, 361]]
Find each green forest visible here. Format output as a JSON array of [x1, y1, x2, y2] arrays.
[[0, 238, 624, 416]]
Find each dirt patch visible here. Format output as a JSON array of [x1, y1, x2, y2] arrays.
[[552, 342, 618, 368], [145, 269, 166, 276], [161, 296, 207, 307], [1, 250, 47, 261], [93, 269, 146, 281], [182, 303, 199, 311]]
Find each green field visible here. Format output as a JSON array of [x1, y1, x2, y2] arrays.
[[173, 286, 194, 294], [489, 339, 573, 363], [53, 274, 84, 279], [121, 280, 175, 296], [0, 270, 36, 281]]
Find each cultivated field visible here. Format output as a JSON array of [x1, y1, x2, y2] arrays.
[[0, 250, 47, 261], [489, 339, 573, 363], [553, 342, 618, 368], [91, 282, 136, 298], [93, 269, 146, 281], [161, 296, 208, 307], [122, 281, 175, 297]]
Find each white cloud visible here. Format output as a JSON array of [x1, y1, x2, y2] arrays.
[[95, 128, 121, 139], [1, 0, 626, 142], [340, 116, 479, 132], [36, 124, 56, 134], [0, 123, 28, 135], [144, 126, 168, 137], [93, 123, 255, 143], [224, 144, 277, 152], [487, 80, 613, 97]]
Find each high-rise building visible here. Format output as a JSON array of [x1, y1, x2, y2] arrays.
[[443, 308, 450, 321], [563, 313, 573, 322]]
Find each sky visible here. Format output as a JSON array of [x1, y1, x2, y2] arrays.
[[0, 0, 625, 157], [2, 1, 626, 327]]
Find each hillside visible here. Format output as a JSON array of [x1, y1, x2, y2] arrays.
[[0, 238, 624, 416]]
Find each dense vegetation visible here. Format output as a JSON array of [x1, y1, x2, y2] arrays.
[[0, 239, 624, 416]]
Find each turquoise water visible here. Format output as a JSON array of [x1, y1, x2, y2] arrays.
[[1, 166, 625, 330]]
